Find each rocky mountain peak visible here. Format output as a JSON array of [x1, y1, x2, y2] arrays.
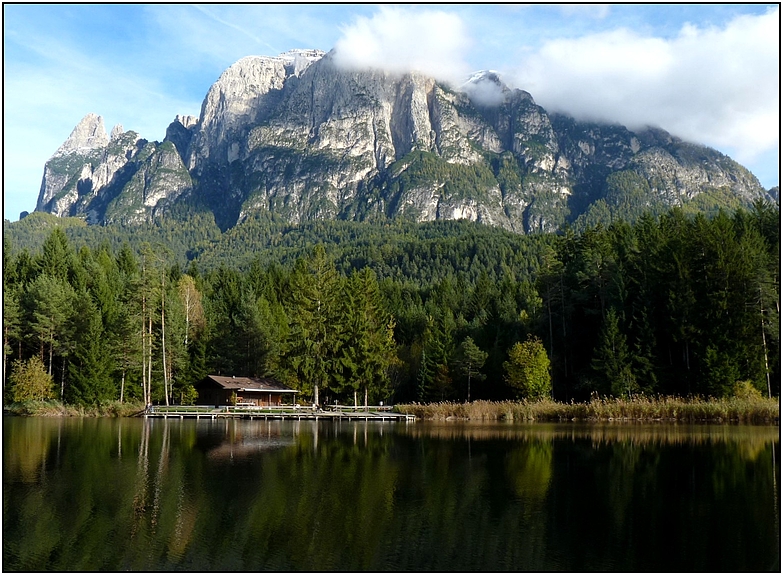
[[277, 48, 326, 76], [174, 114, 198, 129], [33, 50, 771, 233], [188, 52, 312, 170], [109, 124, 125, 141], [54, 113, 109, 156]]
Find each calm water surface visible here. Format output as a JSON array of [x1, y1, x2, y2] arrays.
[[3, 416, 780, 571]]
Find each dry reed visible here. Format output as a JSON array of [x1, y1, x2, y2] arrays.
[[5, 400, 146, 417], [396, 395, 779, 424]]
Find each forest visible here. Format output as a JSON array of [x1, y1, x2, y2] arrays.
[[3, 201, 779, 406]]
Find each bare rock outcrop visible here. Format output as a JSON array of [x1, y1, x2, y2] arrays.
[[34, 50, 770, 233]]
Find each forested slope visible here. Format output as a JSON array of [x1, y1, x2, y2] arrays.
[[3, 202, 779, 406]]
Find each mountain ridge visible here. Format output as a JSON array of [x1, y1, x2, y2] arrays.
[[33, 49, 773, 232]]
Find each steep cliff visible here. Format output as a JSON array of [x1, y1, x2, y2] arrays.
[[34, 50, 771, 232]]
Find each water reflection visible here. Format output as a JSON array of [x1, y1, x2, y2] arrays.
[[3, 417, 54, 483], [2, 417, 779, 572], [506, 440, 553, 500], [398, 420, 779, 446], [200, 419, 296, 461]]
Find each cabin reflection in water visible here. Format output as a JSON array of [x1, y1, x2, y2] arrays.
[[201, 420, 296, 460], [195, 375, 298, 407]]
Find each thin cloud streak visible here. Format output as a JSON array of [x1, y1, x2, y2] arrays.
[[192, 5, 279, 54]]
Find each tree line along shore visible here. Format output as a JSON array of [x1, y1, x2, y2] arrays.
[[3, 202, 779, 410]]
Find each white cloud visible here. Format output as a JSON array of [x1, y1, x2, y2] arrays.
[[460, 72, 508, 107], [333, 7, 472, 83], [510, 7, 779, 166]]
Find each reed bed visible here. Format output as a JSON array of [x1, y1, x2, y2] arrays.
[[396, 395, 779, 424], [5, 400, 146, 417]]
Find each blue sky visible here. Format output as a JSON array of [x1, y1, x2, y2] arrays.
[[3, 4, 779, 221]]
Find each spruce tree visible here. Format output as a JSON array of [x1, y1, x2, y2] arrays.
[[68, 295, 116, 404], [591, 308, 637, 397], [285, 245, 342, 404]]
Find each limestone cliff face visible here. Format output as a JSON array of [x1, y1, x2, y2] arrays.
[[36, 116, 142, 217], [100, 140, 192, 225], [190, 53, 577, 230], [37, 113, 107, 214], [35, 50, 771, 232], [36, 114, 192, 224]]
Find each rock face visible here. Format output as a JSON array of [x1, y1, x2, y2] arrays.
[[35, 50, 771, 231], [36, 116, 192, 224]]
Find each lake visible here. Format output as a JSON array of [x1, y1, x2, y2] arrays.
[[3, 416, 779, 571]]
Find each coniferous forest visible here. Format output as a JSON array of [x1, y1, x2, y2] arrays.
[[3, 201, 779, 406]]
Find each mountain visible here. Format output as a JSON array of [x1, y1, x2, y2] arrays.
[[33, 49, 772, 232]]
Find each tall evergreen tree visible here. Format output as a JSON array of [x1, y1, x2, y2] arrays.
[[591, 307, 637, 397], [337, 268, 397, 405], [284, 245, 343, 404], [455, 336, 487, 402], [25, 274, 76, 385], [68, 293, 116, 404], [3, 286, 23, 389]]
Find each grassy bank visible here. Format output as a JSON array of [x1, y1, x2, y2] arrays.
[[396, 395, 780, 424], [4, 400, 146, 417]]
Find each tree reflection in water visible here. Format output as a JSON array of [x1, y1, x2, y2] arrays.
[[2, 418, 779, 571]]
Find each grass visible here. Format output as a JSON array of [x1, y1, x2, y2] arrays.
[[5, 400, 146, 417], [395, 395, 780, 425], [6, 395, 778, 424], [4, 402, 307, 417]]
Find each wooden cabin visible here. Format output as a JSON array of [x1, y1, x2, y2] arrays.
[[195, 375, 298, 407]]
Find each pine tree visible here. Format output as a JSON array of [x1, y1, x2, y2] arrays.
[[3, 286, 22, 389], [25, 274, 76, 386], [115, 245, 142, 403], [337, 268, 397, 405], [68, 294, 116, 404], [455, 336, 487, 402], [591, 308, 637, 397], [37, 228, 73, 281]]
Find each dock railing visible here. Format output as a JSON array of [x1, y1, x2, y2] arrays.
[[144, 404, 403, 416], [330, 404, 393, 412], [227, 404, 304, 413]]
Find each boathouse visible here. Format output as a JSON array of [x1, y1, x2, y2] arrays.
[[195, 375, 298, 407]]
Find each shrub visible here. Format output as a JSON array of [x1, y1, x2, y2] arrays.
[[504, 336, 552, 399], [8, 357, 55, 403], [732, 380, 764, 400]]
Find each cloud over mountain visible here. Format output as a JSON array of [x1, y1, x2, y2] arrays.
[[510, 7, 779, 165], [333, 6, 472, 83]]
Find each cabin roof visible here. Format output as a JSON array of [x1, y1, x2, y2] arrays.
[[201, 375, 298, 394]]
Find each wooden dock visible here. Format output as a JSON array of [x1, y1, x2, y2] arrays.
[[141, 405, 415, 422]]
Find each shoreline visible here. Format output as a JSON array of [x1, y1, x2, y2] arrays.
[[5, 395, 780, 424]]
